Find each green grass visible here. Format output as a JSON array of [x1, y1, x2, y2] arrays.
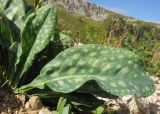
[[57, 7, 103, 40]]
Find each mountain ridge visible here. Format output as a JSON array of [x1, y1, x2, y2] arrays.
[[47, 0, 160, 26], [43, 0, 160, 77], [48, 0, 121, 21]]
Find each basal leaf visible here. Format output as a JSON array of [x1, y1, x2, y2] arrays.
[[20, 5, 56, 61], [8, 42, 22, 85], [16, 44, 155, 97], [48, 32, 73, 58], [0, 0, 30, 30], [68, 92, 104, 111], [76, 80, 117, 98], [18, 5, 57, 83], [58, 33, 73, 48], [0, 15, 19, 69], [93, 106, 105, 114], [57, 97, 68, 114]]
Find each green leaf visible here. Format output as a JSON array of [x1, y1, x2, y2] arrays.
[[0, 4, 21, 70], [76, 80, 117, 98], [58, 33, 73, 48], [49, 32, 73, 58], [57, 97, 71, 114], [0, 14, 19, 46], [13, 5, 57, 85], [0, 41, 8, 70], [16, 44, 155, 97], [20, 5, 56, 61], [20, 13, 36, 62], [93, 106, 105, 114], [57, 97, 66, 114], [0, 15, 19, 70], [68, 92, 104, 111], [8, 42, 22, 85], [0, 0, 30, 30], [26, 0, 43, 9]]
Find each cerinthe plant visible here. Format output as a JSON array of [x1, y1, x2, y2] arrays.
[[17, 44, 155, 97], [0, 0, 155, 113]]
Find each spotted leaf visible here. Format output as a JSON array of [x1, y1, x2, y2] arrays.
[[19, 5, 57, 79], [10, 5, 57, 86], [16, 44, 155, 97], [8, 42, 22, 85], [0, 0, 30, 30]]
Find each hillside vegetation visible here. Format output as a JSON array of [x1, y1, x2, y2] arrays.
[[54, 1, 160, 77], [22, 0, 160, 77]]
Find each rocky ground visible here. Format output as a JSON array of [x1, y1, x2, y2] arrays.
[[104, 76, 160, 114], [0, 92, 52, 114], [0, 76, 159, 114]]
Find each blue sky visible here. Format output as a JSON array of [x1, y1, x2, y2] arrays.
[[89, 0, 160, 23]]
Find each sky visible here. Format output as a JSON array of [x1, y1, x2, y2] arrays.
[[89, 0, 160, 23]]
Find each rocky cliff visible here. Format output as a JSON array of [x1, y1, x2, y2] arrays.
[[47, 0, 108, 21]]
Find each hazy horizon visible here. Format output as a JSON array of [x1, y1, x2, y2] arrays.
[[89, 0, 160, 23]]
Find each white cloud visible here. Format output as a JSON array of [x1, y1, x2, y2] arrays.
[[106, 7, 128, 14], [89, 0, 128, 15], [144, 20, 160, 24]]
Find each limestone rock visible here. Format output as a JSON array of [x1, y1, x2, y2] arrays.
[[128, 97, 150, 114], [104, 76, 160, 114], [48, 0, 108, 21], [27, 96, 43, 111], [39, 108, 53, 114]]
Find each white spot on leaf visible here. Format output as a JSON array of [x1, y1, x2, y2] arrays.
[[116, 64, 122, 69], [58, 81, 64, 85], [74, 78, 84, 82], [111, 57, 115, 61], [119, 67, 129, 75], [118, 80, 127, 87], [128, 60, 133, 64], [89, 52, 97, 57], [102, 64, 111, 71], [111, 83, 118, 87], [118, 55, 124, 59]]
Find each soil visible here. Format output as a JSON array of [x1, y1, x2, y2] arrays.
[[0, 90, 52, 114], [0, 76, 160, 114]]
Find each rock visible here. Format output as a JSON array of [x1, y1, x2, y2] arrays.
[[18, 108, 25, 114], [150, 76, 160, 84], [27, 111, 39, 114], [120, 95, 134, 105], [128, 97, 150, 114], [104, 76, 160, 114], [0, 91, 45, 114], [1, 112, 8, 114], [28, 96, 43, 111], [107, 100, 127, 114], [25, 102, 31, 110], [39, 108, 53, 114], [16, 95, 26, 107], [49, 0, 108, 21]]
